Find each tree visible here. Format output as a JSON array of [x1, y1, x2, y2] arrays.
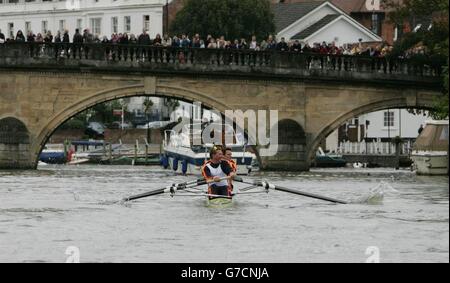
[[143, 98, 154, 119], [170, 0, 275, 41], [385, 0, 449, 119], [164, 98, 180, 120]]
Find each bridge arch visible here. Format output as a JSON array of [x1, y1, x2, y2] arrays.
[[32, 84, 235, 167], [0, 117, 30, 144], [259, 118, 309, 171], [278, 119, 306, 145], [306, 96, 437, 163]]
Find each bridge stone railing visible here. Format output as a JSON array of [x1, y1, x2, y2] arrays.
[[0, 42, 445, 85]]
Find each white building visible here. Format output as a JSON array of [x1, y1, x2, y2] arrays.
[[274, 1, 382, 45], [0, 0, 167, 39], [325, 109, 429, 151], [0, 0, 171, 123], [360, 109, 428, 140]]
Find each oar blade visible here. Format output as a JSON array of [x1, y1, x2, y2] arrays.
[[273, 185, 348, 204], [233, 177, 347, 204], [122, 178, 208, 202], [123, 188, 166, 202]]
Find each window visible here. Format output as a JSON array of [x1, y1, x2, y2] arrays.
[[384, 111, 394, 127], [124, 16, 131, 33], [8, 23, 14, 39], [77, 19, 83, 31], [371, 13, 381, 35], [111, 17, 118, 34], [25, 22, 31, 35], [67, 0, 81, 10], [143, 15, 150, 32], [394, 24, 403, 42], [59, 20, 66, 33], [90, 18, 102, 35], [8, 0, 19, 3], [42, 21, 48, 34]]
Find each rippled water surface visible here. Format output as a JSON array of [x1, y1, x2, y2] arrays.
[[0, 165, 448, 263]]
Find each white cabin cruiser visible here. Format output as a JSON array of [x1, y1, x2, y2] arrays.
[[411, 120, 449, 175], [162, 123, 255, 175]]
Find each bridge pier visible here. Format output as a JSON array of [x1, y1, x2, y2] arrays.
[[260, 144, 310, 171], [0, 143, 36, 169], [0, 117, 36, 169], [258, 119, 309, 171]]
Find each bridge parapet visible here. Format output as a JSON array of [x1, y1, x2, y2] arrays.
[[0, 42, 443, 88]]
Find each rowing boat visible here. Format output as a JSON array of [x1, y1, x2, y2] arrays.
[[206, 196, 233, 208], [121, 176, 348, 205]]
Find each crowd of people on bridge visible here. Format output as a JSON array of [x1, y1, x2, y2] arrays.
[[1, 27, 443, 76], [0, 27, 398, 59]]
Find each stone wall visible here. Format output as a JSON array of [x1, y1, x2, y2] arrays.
[[46, 128, 163, 145]]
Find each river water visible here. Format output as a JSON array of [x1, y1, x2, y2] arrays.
[[0, 165, 448, 263]]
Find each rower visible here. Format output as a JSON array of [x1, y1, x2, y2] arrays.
[[223, 147, 237, 173], [201, 145, 235, 199], [223, 147, 238, 193]]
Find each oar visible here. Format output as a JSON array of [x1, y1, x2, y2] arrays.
[[122, 178, 205, 202], [122, 176, 231, 202], [234, 176, 348, 204]]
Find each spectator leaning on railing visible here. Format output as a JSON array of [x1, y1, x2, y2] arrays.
[[1, 27, 406, 62], [0, 29, 5, 44]]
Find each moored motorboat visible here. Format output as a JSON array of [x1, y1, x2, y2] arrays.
[[411, 120, 449, 175], [312, 147, 347, 168], [162, 122, 255, 175], [39, 144, 71, 164]]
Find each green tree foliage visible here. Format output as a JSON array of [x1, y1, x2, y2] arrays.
[[91, 100, 125, 124], [143, 98, 154, 114], [58, 100, 130, 130], [170, 0, 275, 41], [385, 0, 449, 119], [164, 98, 180, 120]]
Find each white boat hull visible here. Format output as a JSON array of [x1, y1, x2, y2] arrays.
[[162, 122, 256, 175], [411, 151, 448, 175], [163, 143, 254, 175]]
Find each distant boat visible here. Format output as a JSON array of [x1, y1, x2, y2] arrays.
[[162, 122, 255, 175], [313, 147, 347, 168], [411, 120, 449, 175], [39, 144, 68, 164]]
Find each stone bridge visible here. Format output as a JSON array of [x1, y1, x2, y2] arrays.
[[0, 43, 444, 170]]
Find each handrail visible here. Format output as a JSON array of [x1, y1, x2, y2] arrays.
[[0, 42, 445, 77]]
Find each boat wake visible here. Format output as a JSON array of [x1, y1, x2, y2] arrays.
[[352, 182, 398, 205]]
